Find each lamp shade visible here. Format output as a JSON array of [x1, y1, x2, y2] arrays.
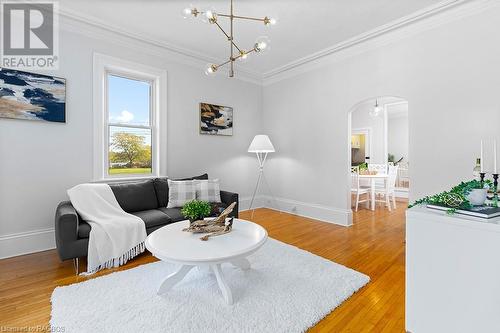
[[248, 135, 275, 153]]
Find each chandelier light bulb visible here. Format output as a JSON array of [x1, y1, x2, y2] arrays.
[[239, 51, 249, 62], [181, 6, 198, 19], [254, 36, 270, 53], [369, 99, 382, 117], [205, 64, 218, 76], [264, 16, 278, 26], [201, 7, 217, 24]]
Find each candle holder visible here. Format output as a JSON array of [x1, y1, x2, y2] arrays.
[[493, 174, 499, 207], [480, 172, 486, 187]]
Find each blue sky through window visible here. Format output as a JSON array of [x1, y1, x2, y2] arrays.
[[108, 74, 150, 126]]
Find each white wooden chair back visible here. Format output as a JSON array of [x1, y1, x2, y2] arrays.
[[398, 163, 409, 178], [387, 165, 399, 190], [351, 172, 360, 190], [368, 164, 388, 174]]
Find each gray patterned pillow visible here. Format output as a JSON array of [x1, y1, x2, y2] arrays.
[[194, 179, 221, 203], [167, 180, 196, 208]]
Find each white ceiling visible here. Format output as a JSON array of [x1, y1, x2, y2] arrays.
[[61, 0, 450, 74]]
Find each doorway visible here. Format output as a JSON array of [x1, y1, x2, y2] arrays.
[[348, 97, 410, 213]]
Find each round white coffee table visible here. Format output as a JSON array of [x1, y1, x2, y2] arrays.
[[145, 218, 268, 305]]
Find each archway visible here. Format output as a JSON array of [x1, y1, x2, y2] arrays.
[[347, 96, 410, 214]]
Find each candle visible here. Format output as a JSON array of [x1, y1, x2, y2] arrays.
[[494, 140, 498, 174], [481, 140, 484, 172]]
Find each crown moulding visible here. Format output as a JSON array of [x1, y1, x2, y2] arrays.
[[56, 0, 495, 86]]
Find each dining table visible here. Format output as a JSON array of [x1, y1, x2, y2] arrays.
[[358, 173, 389, 211]]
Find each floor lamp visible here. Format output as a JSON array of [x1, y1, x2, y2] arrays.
[[248, 135, 279, 217]]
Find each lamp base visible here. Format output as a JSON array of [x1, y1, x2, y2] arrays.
[[248, 153, 279, 218]]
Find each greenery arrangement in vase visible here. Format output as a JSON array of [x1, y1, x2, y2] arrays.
[[358, 162, 368, 171], [409, 179, 493, 214], [181, 200, 211, 224]]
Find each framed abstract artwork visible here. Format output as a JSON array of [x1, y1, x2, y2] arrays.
[[0, 67, 66, 123], [200, 102, 233, 136]]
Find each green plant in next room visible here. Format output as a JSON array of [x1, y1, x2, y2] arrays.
[[181, 200, 211, 222]]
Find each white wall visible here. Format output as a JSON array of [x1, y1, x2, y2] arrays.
[[0, 22, 263, 258], [263, 5, 500, 224], [388, 115, 409, 164]]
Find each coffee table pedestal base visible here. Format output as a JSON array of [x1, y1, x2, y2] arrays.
[[157, 259, 252, 305]]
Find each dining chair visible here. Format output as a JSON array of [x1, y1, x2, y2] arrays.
[[368, 163, 388, 174], [368, 163, 387, 188], [372, 165, 399, 211], [397, 162, 409, 188], [351, 172, 370, 211]]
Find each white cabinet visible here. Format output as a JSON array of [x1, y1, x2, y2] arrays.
[[406, 207, 500, 333]]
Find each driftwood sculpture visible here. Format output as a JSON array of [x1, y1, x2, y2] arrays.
[[182, 202, 237, 241]]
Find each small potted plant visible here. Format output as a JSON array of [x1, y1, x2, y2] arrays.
[[463, 180, 490, 206], [181, 200, 211, 225]]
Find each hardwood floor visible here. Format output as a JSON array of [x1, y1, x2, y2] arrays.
[[0, 203, 407, 332]]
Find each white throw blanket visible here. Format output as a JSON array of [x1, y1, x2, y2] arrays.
[[67, 184, 147, 275]]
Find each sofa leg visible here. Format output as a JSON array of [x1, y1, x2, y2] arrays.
[[73, 257, 79, 275]]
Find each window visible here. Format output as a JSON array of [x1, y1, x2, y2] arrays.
[[107, 75, 152, 176], [94, 54, 167, 180]]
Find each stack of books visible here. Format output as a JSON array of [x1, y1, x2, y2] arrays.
[[427, 204, 500, 219]]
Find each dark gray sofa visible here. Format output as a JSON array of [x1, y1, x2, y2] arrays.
[[55, 173, 238, 273]]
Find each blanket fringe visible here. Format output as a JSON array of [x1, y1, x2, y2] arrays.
[[81, 242, 145, 276]]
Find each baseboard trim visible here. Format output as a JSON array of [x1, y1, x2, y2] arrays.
[[240, 195, 352, 227], [0, 228, 56, 260], [239, 195, 266, 211]]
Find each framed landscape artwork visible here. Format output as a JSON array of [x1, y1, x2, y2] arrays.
[[200, 102, 233, 136], [0, 68, 66, 123]]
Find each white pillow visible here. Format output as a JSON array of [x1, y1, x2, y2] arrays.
[[167, 180, 196, 208], [193, 179, 221, 203]]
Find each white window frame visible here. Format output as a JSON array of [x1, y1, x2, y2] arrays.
[[93, 53, 167, 181]]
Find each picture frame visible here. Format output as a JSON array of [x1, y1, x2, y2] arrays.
[[199, 102, 233, 136], [0, 67, 66, 123]]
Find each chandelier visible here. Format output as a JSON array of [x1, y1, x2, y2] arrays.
[[182, 0, 277, 77]]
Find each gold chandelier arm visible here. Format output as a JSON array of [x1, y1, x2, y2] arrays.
[[213, 21, 242, 53], [232, 47, 257, 61], [216, 58, 232, 68], [218, 13, 266, 22], [215, 47, 256, 70]]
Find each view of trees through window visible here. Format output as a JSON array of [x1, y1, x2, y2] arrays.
[[107, 74, 153, 175]]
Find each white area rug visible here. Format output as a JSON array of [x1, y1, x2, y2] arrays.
[[51, 238, 369, 333]]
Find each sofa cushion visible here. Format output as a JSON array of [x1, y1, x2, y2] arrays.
[[131, 209, 171, 228], [166, 180, 196, 208], [109, 180, 158, 213], [153, 174, 208, 208], [158, 207, 185, 222], [78, 208, 173, 238], [194, 179, 222, 203], [153, 177, 169, 207], [177, 173, 209, 181], [77, 221, 91, 239]]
